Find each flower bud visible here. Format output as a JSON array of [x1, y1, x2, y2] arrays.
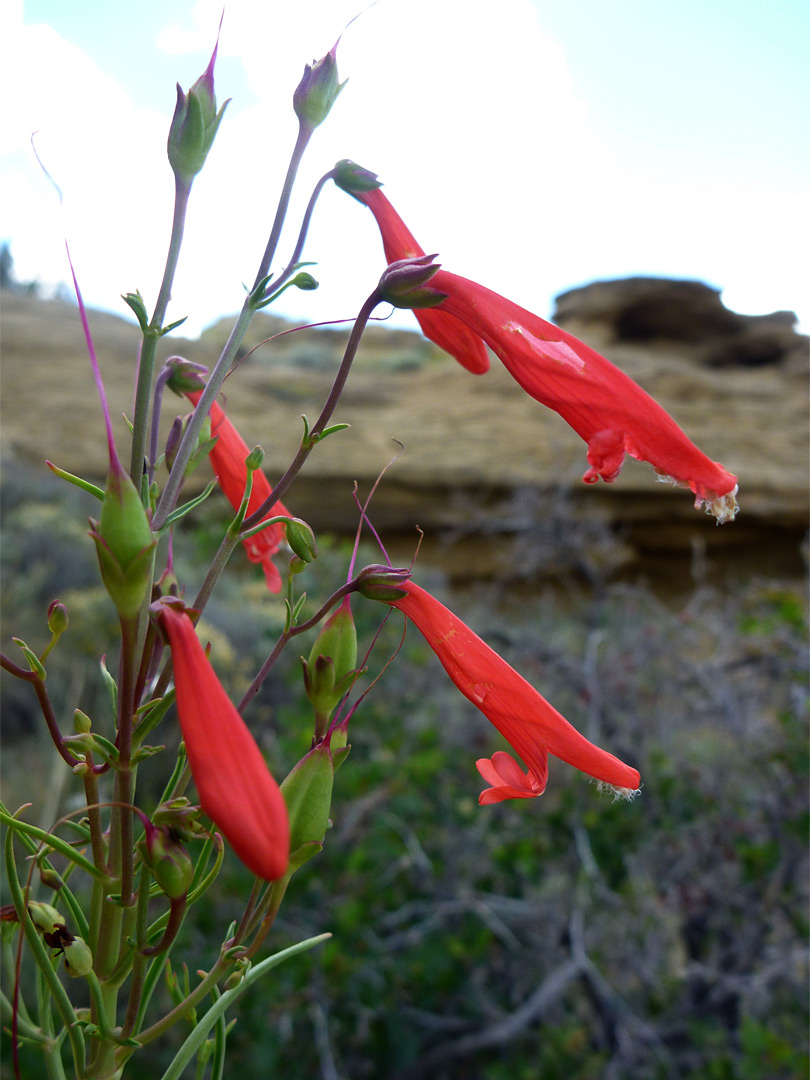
[[47, 600, 69, 635], [152, 797, 203, 837], [139, 823, 195, 899], [245, 445, 265, 473], [63, 935, 94, 978], [280, 742, 335, 870], [73, 709, 92, 734], [293, 41, 345, 131], [332, 159, 381, 198], [378, 255, 448, 310], [303, 598, 357, 732], [164, 416, 184, 472], [292, 272, 318, 291], [164, 356, 208, 396], [90, 457, 156, 619], [168, 42, 230, 185], [28, 902, 64, 935], [355, 564, 412, 601], [285, 518, 318, 563]]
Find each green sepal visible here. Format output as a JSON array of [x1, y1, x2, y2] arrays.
[[286, 840, 323, 873], [122, 290, 149, 333], [99, 655, 118, 721], [63, 732, 120, 763], [131, 743, 165, 764], [331, 743, 351, 774], [12, 639, 46, 680], [162, 479, 217, 529], [280, 743, 335, 856], [159, 315, 188, 337], [133, 690, 176, 746], [45, 461, 104, 501]]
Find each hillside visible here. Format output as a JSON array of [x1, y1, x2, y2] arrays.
[[2, 280, 807, 584]]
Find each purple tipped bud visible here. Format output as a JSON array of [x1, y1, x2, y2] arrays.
[[47, 600, 69, 635], [355, 564, 412, 601], [90, 457, 156, 619], [167, 40, 230, 185], [164, 356, 208, 396], [165, 416, 184, 472], [333, 159, 382, 198], [293, 41, 346, 131], [378, 255, 448, 310]]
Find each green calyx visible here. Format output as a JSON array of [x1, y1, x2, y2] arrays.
[[90, 459, 156, 618], [281, 742, 341, 871], [293, 45, 345, 130], [302, 598, 357, 733], [167, 55, 230, 185]]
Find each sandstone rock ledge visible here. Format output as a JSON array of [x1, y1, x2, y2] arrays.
[[2, 279, 807, 584]]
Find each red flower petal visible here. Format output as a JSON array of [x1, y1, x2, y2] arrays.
[[186, 391, 291, 590], [476, 750, 548, 804], [432, 269, 738, 519], [390, 582, 640, 793], [351, 186, 738, 521], [157, 604, 289, 880], [355, 189, 490, 374]]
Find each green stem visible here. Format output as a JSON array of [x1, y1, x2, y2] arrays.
[[0, 807, 107, 881], [242, 289, 381, 529], [0, 988, 51, 1045], [153, 126, 314, 532], [252, 123, 312, 290], [4, 828, 87, 1077], [153, 935, 330, 1080], [129, 177, 192, 485], [121, 864, 151, 1039]]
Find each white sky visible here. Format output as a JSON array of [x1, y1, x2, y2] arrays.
[[2, 0, 808, 337]]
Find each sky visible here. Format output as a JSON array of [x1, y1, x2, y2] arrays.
[[2, 0, 808, 338]]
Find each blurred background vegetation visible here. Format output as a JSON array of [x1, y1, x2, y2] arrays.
[[1, 446, 806, 1079]]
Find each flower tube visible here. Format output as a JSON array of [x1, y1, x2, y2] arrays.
[[156, 603, 289, 880], [352, 186, 738, 521], [383, 581, 640, 796], [186, 391, 291, 591]]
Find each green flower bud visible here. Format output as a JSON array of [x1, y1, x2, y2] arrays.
[[293, 42, 345, 131], [355, 564, 411, 601], [303, 597, 357, 736], [164, 356, 208, 396], [63, 936, 94, 978], [285, 518, 318, 563], [90, 457, 156, 618], [73, 709, 92, 734], [332, 159, 382, 197], [47, 600, 69, 635], [280, 743, 335, 870], [167, 42, 230, 185], [28, 902, 64, 935], [139, 823, 195, 899]]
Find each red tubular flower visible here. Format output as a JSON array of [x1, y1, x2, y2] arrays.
[[354, 188, 490, 374], [354, 189, 738, 522], [156, 603, 290, 880], [388, 582, 640, 796], [186, 391, 291, 591], [476, 751, 548, 805]]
